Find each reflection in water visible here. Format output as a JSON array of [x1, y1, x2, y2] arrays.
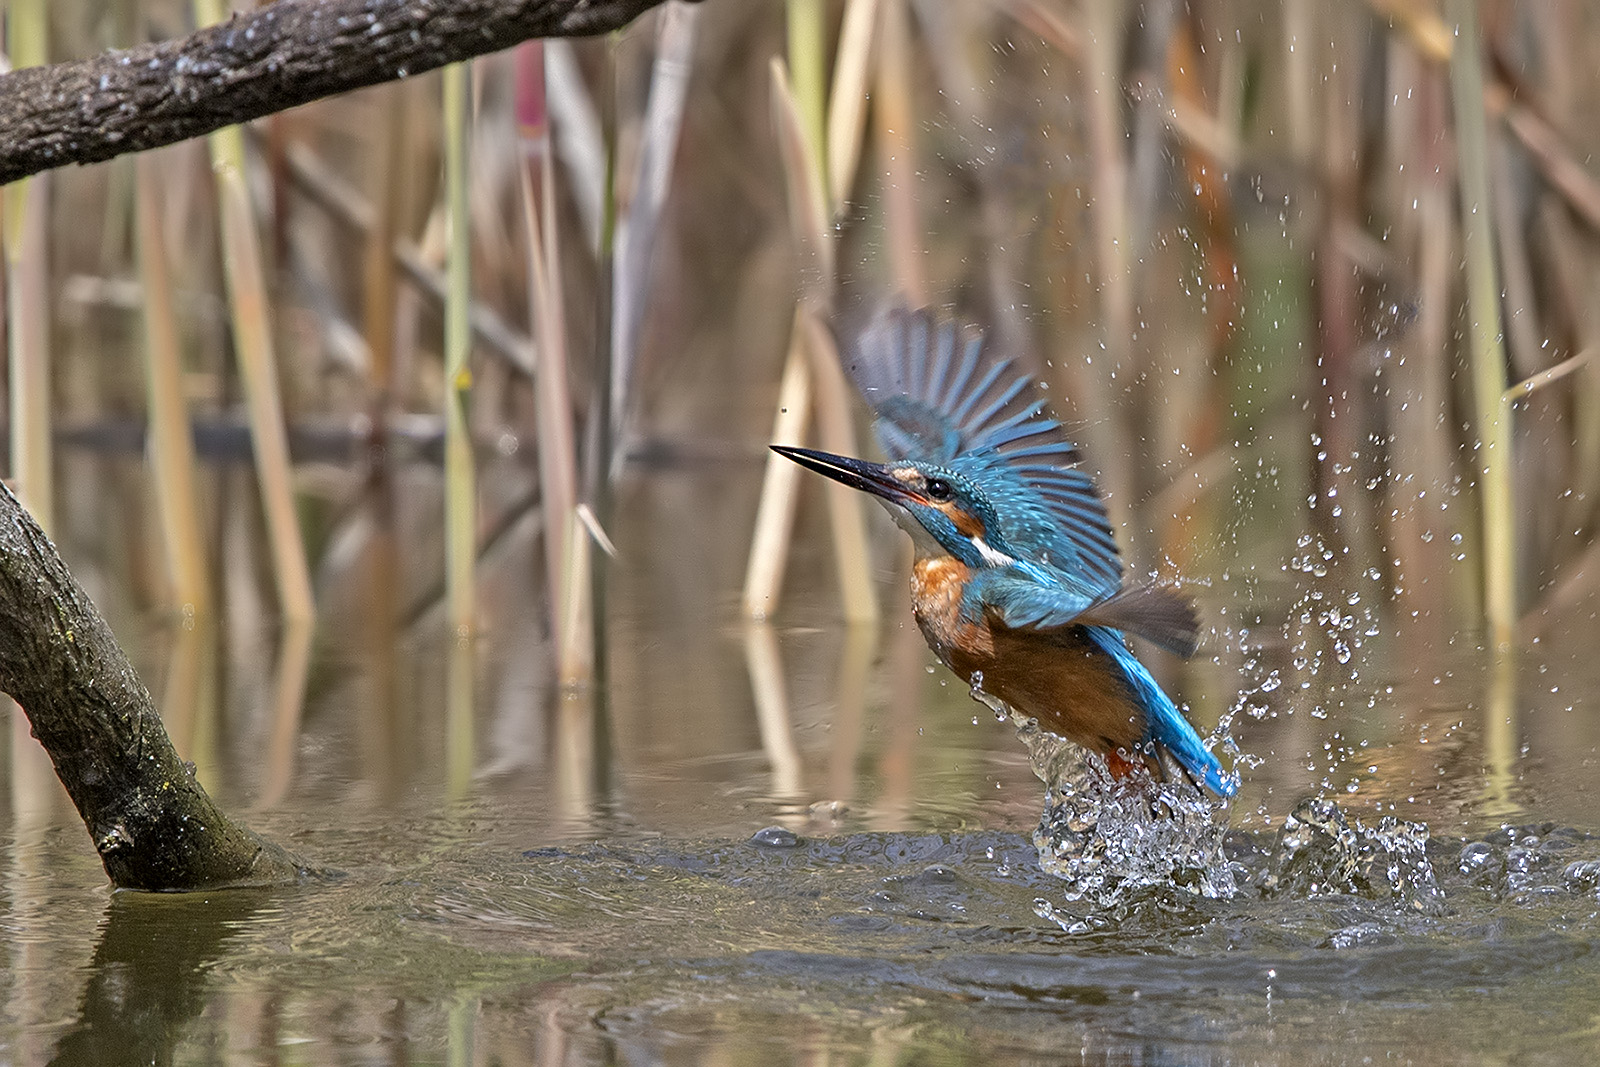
[[742, 619, 804, 805], [8, 708, 80, 1067], [1481, 646, 1518, 818], [256, 619, 313, 809], [552, 687, 598, 830], [2, 454, 1598, 1063], [826, 619, 877, 811], [447, 633, 475, 802], [4, 428, 1597, 1065], [46, 890, 281, 1067]]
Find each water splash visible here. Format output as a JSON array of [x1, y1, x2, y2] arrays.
[[965, 677, 1457, 921], [969, 678, 1238, 908], [1258, 797, 1446, 915]]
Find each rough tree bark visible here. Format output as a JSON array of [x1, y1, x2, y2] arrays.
[[0, 0, 686, 186], [0, 481, 308, 889]]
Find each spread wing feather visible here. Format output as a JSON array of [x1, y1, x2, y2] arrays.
[[845, 305, 1124, 597], [972, 572, 1200, 657]]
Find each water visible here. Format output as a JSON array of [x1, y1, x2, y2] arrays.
[[14, 804, 1600, 1063], [2, 455, 1598, 1064]]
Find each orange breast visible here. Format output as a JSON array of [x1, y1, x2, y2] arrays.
[[911, 558, 991, 663], [910, 560, 1146, 757]]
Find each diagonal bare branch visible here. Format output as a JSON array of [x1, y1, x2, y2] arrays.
[[0, 0, 684, 186]]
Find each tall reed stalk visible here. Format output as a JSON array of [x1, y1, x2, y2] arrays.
[[4, 0, 52, 534], [872, 0, 923, 303], [1447, 0, 1515, 651], [786, 0, 828, 197], [1079, 0, 1134, 524], [361, 87, 406, 421], [742, 333, 814, 619], [136, 151, 211, 618], [443, 60, 477, 640], [742, 1, 879, 624], [518, 41, 591, 686], [192, 0, 314, 624], [609, 3, 700, 467]]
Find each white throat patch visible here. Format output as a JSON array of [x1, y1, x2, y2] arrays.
[[972, 537, 1015, 568]]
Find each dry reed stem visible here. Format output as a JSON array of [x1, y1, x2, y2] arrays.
[[826, 0, 880, 215], [5, 170, 53, 536], [136, 151, 211, 618], [770, 52, 869, 628], [787, 0, 829, 195], [609, 4, 700, 457], [193, 0, 314, 625], [553, 688, 596, 828], [521, 113, 590, 685], [1504, 348, 1593, 404], [361, 86, 406, 415], [799, 310, 879, 625], [1488, 128, 1542, 383], [1448, 0, 1516, 652], [742, 336, 813, 618], [742, 28, 879, 625], [4, 0, 52, 536], [558, 505, 594, 687], [1283, 0, 1316, 163], [277, 137, 536, 375], [214, 154, 316, 622], [872, 0, 924, 303], [545, 41, 606, 254]]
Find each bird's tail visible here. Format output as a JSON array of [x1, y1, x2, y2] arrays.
[[1089, 627, 1237, 797]]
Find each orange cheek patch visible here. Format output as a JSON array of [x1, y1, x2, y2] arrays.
[[938, 503, 986, 540]]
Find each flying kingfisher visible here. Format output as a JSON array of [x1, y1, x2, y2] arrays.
[[774, 306, 1235, 797]]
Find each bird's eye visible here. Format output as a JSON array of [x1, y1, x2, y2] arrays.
[[925, 478, 953, 501]]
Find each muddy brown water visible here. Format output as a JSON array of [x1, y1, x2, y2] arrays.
[[2, 449, 1598, 1066]]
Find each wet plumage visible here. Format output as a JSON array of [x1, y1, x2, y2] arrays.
[[773, 306, 1235, 797]]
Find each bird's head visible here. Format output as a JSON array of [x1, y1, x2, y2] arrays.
[[771, 445, 1016, 570]]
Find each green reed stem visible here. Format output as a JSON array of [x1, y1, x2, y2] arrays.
[[786, 0, 828, 199], [1448, 0, 1516, 651], [443, 61, 477, 639]]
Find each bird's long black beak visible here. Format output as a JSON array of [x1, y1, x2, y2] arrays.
[[770, 445, 919, 505]]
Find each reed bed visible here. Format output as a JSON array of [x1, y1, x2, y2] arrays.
[[3, 0, 1599, 812]]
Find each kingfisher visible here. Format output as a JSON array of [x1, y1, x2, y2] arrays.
[[774, 306, 1235, 797]]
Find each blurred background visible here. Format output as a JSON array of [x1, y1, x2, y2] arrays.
[[2, 0, 1600, 1061]]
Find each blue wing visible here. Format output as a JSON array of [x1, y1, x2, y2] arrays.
[[972, 569, 1200, 658], [1086, 628, 1235, 797], [969, 568, 1100, 629], [844, 305, 1122, 597]]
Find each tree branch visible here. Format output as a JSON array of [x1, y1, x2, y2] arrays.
[[0, 480, 308, 889], [0, 0, 681, 186]]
